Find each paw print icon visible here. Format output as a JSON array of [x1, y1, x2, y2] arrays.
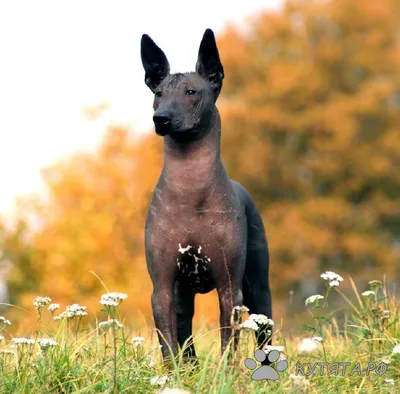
[[244, 349, 288, 381]]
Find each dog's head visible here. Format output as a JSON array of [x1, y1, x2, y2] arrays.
[[140, 29, 224, 141]]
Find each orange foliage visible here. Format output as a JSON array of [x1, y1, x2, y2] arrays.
[[219, 0, 400, 302], [1, 0, 400, 330]]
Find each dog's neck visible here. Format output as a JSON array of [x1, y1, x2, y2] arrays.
[[162, 108, 225, 190]]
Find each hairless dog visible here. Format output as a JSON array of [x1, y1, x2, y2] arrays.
[[140, 28, 272, 363]]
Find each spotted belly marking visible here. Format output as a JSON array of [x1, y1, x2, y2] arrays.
[[177, 243, 214, 294]]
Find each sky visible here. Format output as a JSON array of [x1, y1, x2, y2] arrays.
[[0, 0, 283, 220]]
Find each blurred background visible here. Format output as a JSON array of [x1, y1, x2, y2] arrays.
[[0, 0, 399, 333]]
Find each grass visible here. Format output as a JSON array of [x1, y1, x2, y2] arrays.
[[0, 274, 399, 393]]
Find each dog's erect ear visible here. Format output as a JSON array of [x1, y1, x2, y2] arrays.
[[196, 29, 224, 99], [141, 34, 170, 92]]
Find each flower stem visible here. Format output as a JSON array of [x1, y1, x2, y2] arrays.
[[112, 322, 117, 394]]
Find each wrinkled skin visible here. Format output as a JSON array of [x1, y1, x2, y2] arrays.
[[141, 29, 272, 363]]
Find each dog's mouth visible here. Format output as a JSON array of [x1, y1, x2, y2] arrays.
[[154, 122, 170, 136], [154, 122, 200, 141], [159, 129, 203, 144]]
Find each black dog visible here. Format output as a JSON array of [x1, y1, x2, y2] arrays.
[[141, 29, 272, 362]]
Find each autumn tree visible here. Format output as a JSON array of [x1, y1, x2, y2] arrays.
[[218, 0, 400, 304], [1, 128, 158, 325]]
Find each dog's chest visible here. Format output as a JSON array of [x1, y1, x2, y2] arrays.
[[176, 244, 215, 294]]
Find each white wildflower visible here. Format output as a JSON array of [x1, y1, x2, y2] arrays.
[[368, 280, 382, 289], [48, 303, 60, 312], [150, 376, 159, 385], [54, 304, 87, 320], [0, 350, 14, 355], [132, 336, 145, 346], [54, 313, 65, 320], [321, 271, 343, 282], [33, 296, 52, 309], [249, 314, 274, 326], [67, 304, 87, 314], [263, 345, 284, 354], [0, 335, 4, 342], [75, 310, 88, 317], [305, 295, 324, 305], [98, 320, 111, 329], [12, 338, 35, 345], [361, 290, 375, 297], [114, 320, 124, 329], [392, 344, 400, 354], [100, 292, 128, 307], [0, 316, 11, 326], [381, 310, 390, 319], [298, 338, 320, 353], [150, 375, 169, 386], [381, 358, 391, 364], [98, 319, 123, 330], [312, 336, 323, 342], [384, 378, 394, 385], [37, 338, 57, 348], [234, 305, 249, 313], [329, 280, 340, 287], [150, 344, 163, 350], [241, 319, 259, 331]]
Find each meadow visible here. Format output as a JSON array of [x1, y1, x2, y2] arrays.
[[0, 272, 399, 393]]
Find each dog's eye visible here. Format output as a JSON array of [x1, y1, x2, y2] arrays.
[[155, 91, 162, 97], [185, 89, 196, 96]]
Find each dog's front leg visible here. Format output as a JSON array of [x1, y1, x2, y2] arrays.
[[151, 284, 178, 362]]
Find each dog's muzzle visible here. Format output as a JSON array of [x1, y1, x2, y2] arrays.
[[153, 113, 172, 136]]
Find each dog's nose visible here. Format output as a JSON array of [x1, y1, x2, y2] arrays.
[[153, 114, 171, 126]]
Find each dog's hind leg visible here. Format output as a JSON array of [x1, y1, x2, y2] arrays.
[[241, 190, 273, 356]]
